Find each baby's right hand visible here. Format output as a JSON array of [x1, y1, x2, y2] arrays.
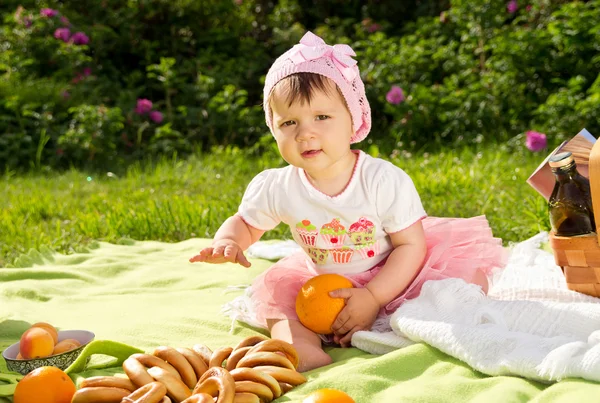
[[188, 239, 251, 268]]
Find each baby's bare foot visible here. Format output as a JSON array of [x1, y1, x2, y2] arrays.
[[294, 341, 332, 372]]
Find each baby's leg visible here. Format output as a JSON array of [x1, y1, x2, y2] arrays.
[[473, 269, 489, 294], [267, 319, 332, 372]]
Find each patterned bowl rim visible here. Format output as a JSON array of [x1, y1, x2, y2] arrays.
[[2, 329, 95, 362]]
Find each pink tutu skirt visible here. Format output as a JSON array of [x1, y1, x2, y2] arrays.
[[248, 216, 508, 329]]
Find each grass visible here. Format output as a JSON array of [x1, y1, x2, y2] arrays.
[[0, 145, 550, 267]]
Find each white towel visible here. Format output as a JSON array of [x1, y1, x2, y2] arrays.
[[352, 232, 600, 383]]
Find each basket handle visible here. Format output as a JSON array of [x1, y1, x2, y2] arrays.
[[588, 139, 600, 244]]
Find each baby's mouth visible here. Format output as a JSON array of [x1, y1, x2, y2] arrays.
[[302, 149, 322, 157]]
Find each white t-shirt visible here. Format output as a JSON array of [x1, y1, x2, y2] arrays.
[[237, 150, 427, 275]]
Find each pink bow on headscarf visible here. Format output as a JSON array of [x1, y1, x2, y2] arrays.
[[288, 31, 359, 82]]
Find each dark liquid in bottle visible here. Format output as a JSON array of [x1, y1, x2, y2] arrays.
[[549, 159, 595, 236]]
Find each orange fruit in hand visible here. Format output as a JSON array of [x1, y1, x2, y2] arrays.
[[13, 366, 76, 403], [296, 273, 354, 334], [303, 388, 356, 403]]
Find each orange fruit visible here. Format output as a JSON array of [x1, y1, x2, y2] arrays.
[[295, 273, 353, 334], [31, 322, 59, 345], [303, 388, 356, 403], [52, 339, 81, 355], [19, 327, 55, 359], [13, 366, 76, 403]]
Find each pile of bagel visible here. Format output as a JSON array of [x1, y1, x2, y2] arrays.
[[71, 335, 306, 403]]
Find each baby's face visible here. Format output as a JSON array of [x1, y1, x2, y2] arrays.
[[270, 80, 354, 179]]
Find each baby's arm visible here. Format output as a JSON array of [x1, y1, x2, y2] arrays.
[[330, 220, 427, 346], [189, 215, 265, 267], [365, 220, 427, 305]]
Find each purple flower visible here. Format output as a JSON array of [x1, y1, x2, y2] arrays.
[[24, 17, 32, 27], [149, 111, 164, 123], [135, 99, 153, 115], [82, 67, 92, 76], [525, 130, 547, 152], [386, 85, 405, 105], [54, 28, 71, 42], [61, 16, 70, 26], [71, 32, 89, 45], [40, 8, 59, 18], [507, 0, 518, 14]]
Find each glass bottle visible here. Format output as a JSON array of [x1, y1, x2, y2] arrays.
[[548, 151, 595, 236]]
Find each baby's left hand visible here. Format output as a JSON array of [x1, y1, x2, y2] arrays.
[[329, 287, 380, 347]]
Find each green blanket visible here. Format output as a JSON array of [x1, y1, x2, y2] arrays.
[[1, 239, 599, 402]]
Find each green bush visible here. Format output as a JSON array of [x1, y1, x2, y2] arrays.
[[0, 0, 599, 170]]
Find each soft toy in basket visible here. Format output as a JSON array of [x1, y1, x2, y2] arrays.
[[548, 138, 600, 298]]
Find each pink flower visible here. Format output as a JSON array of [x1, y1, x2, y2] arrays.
[[82, 67, 92, 76], [386, 85, 405, 105], [149, 111, 163, 123], [367, 23, 381, 33], [71, 32, 89, 45], [526, 4, 532, 11], [40, 8, 58, 18], [507, 0, 518, 14], [525, 130, 547, 152], [24, 17, 32, 27], [135, 99, 153, 115], [54, 28, 71, 42], [61, 16, 70, 26]]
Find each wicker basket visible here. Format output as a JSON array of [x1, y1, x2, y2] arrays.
[[548, 139, 600, 298]]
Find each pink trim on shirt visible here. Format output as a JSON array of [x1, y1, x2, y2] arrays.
[[300, 149, 362, 199], [387, 214, 428, 234]]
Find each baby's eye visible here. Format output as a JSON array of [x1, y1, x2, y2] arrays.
[[316, 115, 330, 121], [281, 120, 296, 127]]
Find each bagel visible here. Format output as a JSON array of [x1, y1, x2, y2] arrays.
[[79, 376, 136, 392], [71, 386, 131, 403], [176, 347, 209, 380], [236, 351, 295, 371], [123, 357, 154, 388], [224, 346, 251, 371], [191, 344, 213, 366], [153, 346, 197, 388], [246, 340, 299, 370], [147, 366, 192, 403], [232, 335, 268, 350], [191, 367, 235, 403], [209, 346, 233, 368], [230, 367, 281, 399], [121, 382, 167, 403], [251, 366, 306, 386]]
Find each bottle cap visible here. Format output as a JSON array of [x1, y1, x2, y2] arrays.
[[549, 152, 575, 168]]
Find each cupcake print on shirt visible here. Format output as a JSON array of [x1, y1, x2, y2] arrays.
[[356, 242, 380, 259], [319, 218, 347, 248], [348, 217, 376, 245], [308, 247, 329, 265], [295, 220, 318, 246], [331, 247, 354, 264], [349, 217, 380, 260]]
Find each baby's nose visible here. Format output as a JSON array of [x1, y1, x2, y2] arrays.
[[295, 123, 316, 141]]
